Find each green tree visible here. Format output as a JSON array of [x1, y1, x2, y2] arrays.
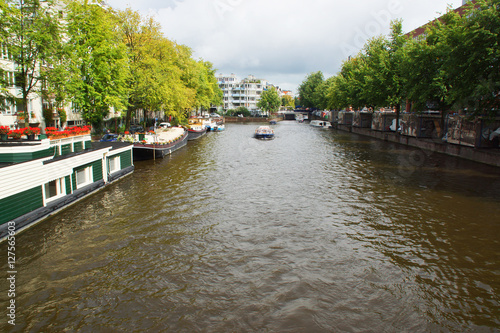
[[281, 94, 295, 109], [257, 86, 281, 114], [360, 36, 390, 108], [386, 20, 408, 113], [117, 9, 222, 128], [336, 56, 367, 109], [440, 0, 500, 116], [401, 25, 449, 111], [322, 20, 407, 113], [0, 0, 14, 111], [65, 0, 129, 128], [298, 71, 324, 108], [4, 0, 63, 126]]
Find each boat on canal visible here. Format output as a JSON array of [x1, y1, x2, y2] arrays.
[[186, 118, 208, 140], [212, 124, 225, 132], [132, 127, 188, 161], [254, 126, 275, 140], [310, 120, 332, 128], [186, 126, 208, 140]]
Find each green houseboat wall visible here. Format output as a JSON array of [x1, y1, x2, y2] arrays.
[[0, 136, 92, 163], [0, 141, 134, 237], [0, 186, 44, 225]]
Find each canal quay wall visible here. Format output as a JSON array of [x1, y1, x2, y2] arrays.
[[224, 116, 272, 123], [335, 123, 500, 167]]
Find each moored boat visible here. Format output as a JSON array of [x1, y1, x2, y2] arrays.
[[310, 120, 332, 128], [186, 125, 208, 140], [132, 127, 188, 161], [254, 126, 275, 140], [212, 124, 225, 132], [0, 131, 134, 241], [186, 117, 208, 140]]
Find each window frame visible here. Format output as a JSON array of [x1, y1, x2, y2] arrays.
[[75, 166, 93, 188]]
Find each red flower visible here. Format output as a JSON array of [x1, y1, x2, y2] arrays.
[[8, 129, 23, 138], [0, 126, 10, 134]]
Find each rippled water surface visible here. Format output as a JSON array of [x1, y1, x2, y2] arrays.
[[1, 121, 500, 332]]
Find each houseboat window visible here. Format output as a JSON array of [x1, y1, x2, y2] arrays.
[[109, 156, 120, 173], [76, 166, 92, 188], [44, 178, 65, 200]]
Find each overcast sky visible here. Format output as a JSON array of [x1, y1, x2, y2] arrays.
[[106, 0, 463, 94]]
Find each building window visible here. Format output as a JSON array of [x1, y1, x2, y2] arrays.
[[1, 101, 13, 115], [76, 166, 93, 188], [44, 178, 66, 201], [1, 71, 14, 87], [108, 156, 120, 173], [1, 43, 8, 59]]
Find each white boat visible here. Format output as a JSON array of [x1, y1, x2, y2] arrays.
[[310, 120, 332, 128], [212, 124, 225, 132]]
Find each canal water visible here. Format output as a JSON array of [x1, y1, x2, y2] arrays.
[[1, 121, 499, 332]]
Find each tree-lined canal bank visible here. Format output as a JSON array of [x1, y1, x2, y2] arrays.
[[1, 122, 499, 332]]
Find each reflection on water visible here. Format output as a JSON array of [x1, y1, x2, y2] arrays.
[[1, 121, 499, 332]]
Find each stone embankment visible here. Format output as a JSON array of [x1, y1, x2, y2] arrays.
[[335, 123, 500, 167]]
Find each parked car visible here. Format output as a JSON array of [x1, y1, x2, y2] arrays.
[[210, 113, 221, 118], [129, 125, 144, 134], [159, 122, 171, 128], [100, 134, 118, 142]]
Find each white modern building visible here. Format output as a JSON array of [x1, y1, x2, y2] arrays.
[[217, 73, 293, 112], [218, 74, 269, 111]]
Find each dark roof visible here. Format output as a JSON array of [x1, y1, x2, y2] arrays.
[[91, 141, 133, 151]]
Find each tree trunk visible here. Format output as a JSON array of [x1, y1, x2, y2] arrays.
[[125, 105, 133, 131]]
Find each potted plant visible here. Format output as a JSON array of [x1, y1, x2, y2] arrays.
[[0, 126, 10, 140], [25, 127, 41, 140], [8, 129, 22, 140]]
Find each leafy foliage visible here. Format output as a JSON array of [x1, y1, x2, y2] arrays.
[[297, 71, 324, 108], [2, 2, 222, 129], [281, 95, 295, 109], [304, 0, 499, 117], [64, 0, 129, 127], [257, 87, 281, 113], [226, 106, 250, 117], [115, 8, 222, 129], [4, 0, 63, 125]]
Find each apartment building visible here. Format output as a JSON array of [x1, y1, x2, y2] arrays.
[[218, 74, 273, 111], [217, 73, 292, 112]]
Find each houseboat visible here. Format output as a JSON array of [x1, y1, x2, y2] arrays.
[[132, 127, 188, 161], [186, 118, 208, 140], [0, 128, 134, 242]]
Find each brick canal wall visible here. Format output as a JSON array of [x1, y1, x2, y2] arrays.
[[336, 124, 500, 167]]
